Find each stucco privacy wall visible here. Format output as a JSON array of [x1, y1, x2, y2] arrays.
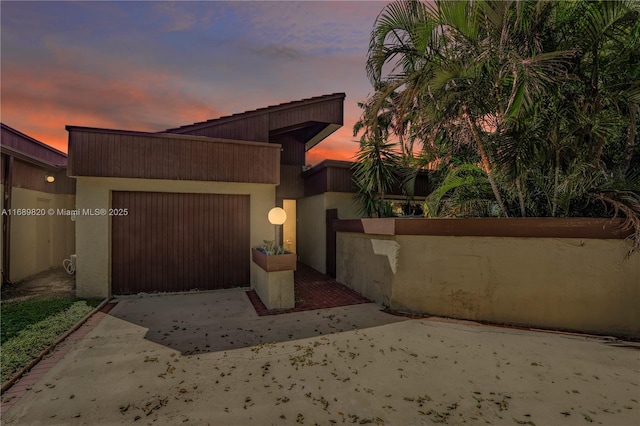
[[337, 232, 640, 337], [9, 188, 75, 282], [297, 192, 360, 273], [75, 177, 275, 298], [1, 183, 3, 285]]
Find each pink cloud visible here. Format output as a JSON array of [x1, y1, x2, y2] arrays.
[[1, 58, 223, 152], [1, 1, 391, 162]]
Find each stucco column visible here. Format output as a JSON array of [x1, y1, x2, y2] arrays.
[[75, 178, 111, 298]]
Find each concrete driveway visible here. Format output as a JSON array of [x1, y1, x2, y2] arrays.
[[3, 290, 639, 425]]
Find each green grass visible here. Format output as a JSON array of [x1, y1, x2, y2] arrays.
[[0, 297, 102, 382]]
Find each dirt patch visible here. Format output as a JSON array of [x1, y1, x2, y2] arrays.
[[1, 269, 75, 302]]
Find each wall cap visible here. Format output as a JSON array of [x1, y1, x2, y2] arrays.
[[338, 218, 632, 239]]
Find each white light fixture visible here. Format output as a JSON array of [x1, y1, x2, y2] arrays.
[[268, 207, 287, 225], [45, 174, 55, 183], [268, 207, 287, 250]]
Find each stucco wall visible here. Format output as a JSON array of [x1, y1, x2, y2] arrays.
[[336, 233, 394, 306], [337, 232, 640, 337], [282, 199, 297, 253], [9, 187, 75, 282], [324, 192, 361, 220], [75, 177, 276, 298], [1, 183, 4, 285], [297, 192, 361, 273]]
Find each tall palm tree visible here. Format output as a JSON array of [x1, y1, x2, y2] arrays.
[[364, 0, 638, 220], [366, 0, 576, 216], [352, 135, 401, 218]]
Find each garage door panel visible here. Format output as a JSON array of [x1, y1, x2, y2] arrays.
[[112, 192, 250, 294]]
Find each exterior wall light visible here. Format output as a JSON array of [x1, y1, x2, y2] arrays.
[[268, 207, 287, 249], [45, 174, 55, 183], [268, 207, 287, 225]]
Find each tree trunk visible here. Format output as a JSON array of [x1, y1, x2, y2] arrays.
[[590, 44, 604, 168], [552, 148, 560, 217], [515, 180, 526, 217], [463, 107, 509, 217], [621, 102, 637, 177]]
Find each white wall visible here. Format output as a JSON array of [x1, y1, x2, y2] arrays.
[[283, 199, 297, 253], [297, 192, 361, 273], [8, 188, 75, 282]]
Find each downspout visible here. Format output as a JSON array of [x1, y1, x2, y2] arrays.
[[3, 155, 13, 286]]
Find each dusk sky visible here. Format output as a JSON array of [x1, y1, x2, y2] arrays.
[[1, 1, 393, 165]]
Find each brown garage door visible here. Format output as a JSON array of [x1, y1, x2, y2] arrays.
[[112, 191, 250, 294]]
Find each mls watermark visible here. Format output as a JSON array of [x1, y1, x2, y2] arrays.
[[1, 208, 129, 218]]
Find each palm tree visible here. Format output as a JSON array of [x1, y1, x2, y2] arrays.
[[352, 135, 401, 218], [363, 0, 638, 224], [354, 86, 428, 216], [365, 0, 579, 217], [554, 0, 640, 169]]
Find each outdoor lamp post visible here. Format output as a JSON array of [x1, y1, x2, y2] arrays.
[[252, 206, 295, 310], [268, 207, 287, 250]]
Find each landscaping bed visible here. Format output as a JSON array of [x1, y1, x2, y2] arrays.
[[1, 297, 102, 382]]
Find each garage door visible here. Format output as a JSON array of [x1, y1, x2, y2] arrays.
[[111, 191, 250, 294]]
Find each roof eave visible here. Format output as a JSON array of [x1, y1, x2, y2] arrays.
[[305, 123, 342, 151], [165, 92, 346, 134]]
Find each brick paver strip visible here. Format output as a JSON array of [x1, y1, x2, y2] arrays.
[[247, 263, 369, 316], [0, 301, 118, 415]]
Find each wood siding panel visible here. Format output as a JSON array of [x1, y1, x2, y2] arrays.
[[67, 129, 280, 184], [327, 167, 356, 193], [271, 132, 307, 166], [111, 191, 250, 294], [166, 93, 345, 139], [303, 161, 430, 198], [277, 165, 305, 200], [12, 160, 75, 194], [1, 126, 68, 166], [269, 100, 343, 131], [187, 115, 270, 142], [304, 168, 329, 197]]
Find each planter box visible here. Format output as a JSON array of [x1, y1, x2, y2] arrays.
[[251, 248, 297, 310], [251, 248, 297, 272]]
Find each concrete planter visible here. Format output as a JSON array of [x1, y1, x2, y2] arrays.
[[251, 248, 296, 310], [251, 248, 297, 272]]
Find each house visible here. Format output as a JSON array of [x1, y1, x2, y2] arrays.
[[4, 93, 429, 298], [1, 123, 76, 285], [67, 94, 358, 298]]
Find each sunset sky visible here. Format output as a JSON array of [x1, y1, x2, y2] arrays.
[[1, 1, 393, 165]]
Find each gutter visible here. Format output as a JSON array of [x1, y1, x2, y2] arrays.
[[2, 155, 13, 286]]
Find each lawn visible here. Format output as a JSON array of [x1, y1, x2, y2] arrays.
[[1, 297, 102, 383]]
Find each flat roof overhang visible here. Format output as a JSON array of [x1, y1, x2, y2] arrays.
[[66, 126, 281, 184]]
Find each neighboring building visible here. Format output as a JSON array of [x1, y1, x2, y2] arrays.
[[1, 123, 76, 284]]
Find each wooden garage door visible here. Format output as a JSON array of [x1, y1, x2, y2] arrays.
[[112, 191, 250, 294]]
